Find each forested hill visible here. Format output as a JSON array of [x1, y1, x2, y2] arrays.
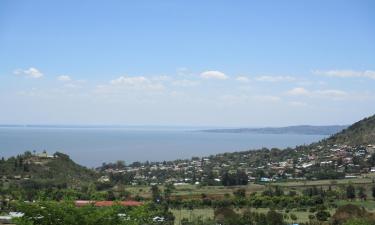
[[320, 114, 375, 146], [0, 151, 98, 187], [201, 125, 347, 135]]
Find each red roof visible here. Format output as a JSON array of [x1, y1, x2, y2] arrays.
[[75, 200, 143, 207]]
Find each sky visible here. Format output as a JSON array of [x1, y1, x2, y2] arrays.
[[0, 0, 374, 127]]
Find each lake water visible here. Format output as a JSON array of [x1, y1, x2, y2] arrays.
[[0, 127, 326, 167]]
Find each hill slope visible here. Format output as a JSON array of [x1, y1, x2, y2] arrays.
[[0, 151, 98, 187], [321, 114, 375, 146]]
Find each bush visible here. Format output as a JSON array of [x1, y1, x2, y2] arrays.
[[308, 214, 315, 220], [290, 213, 298, 221], [331, 204, 372, 225], [316, 210, 330, 221], [266, 210, 285, 225], [214, 207, 238, 223]]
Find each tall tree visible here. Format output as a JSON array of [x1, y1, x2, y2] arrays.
[[346, 184, 356, 200], [358, 186, 367, 201]]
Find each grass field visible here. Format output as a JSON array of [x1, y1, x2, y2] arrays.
[[171, 201, 375, 225], [272, 173, 375, 188], [125, 175, 375, 200], [125, 183, 265, 199], [137, 176, 375, 224], [170, 207, 337, 225], [122, 177, 375, 224]]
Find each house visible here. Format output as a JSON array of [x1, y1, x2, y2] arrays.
[[0, 212, 24, 224], [97, 175, 110, 183], [260, 177, 273, 182], [36, 151, 54, 158], [153, 216, 165, 222]]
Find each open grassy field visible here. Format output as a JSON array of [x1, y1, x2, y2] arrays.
[[272, 173, 375, 188], [125, 175, 375, 200], [124, 177, 375, 224], [125, 183, 265, 199], [171, 201, 375, 225], [170, 207, 337, 225]]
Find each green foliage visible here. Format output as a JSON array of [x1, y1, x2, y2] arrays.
[[221, 170, 248, 186], [346, 184, 356, 200], [315, 210, 330, 221], [323, 114, 375, 145], [12, 201, 174, 225], [233, 188, 246, 198], [331, 204, 373, 225], [266, 210, 285, 225], [151, 185, 161, 203], [343, 218, 375, 225], [290, 213, 298, 221]]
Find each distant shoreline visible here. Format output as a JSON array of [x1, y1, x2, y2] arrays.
[[0, 124, 348, 136], [201, 125, 348, 136]]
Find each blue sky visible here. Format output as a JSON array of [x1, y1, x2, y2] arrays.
[[0, 0, 374, 126]]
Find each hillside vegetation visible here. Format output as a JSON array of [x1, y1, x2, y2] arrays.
[[0, 151, 98, 189], [322, 114, 375, 146]]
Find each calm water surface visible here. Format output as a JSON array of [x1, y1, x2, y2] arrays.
[[0, 127, 326, 167]]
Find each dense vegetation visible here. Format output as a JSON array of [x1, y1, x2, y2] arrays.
[[12, 201, 174, 225]]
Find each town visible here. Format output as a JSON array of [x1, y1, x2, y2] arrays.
[[98, 144, 375, 186]]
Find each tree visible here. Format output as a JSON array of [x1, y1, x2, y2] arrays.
[[151, 185, 161, 203], [372, 186, 375, 200], [274, 186, 284, 196], [106, 190, 116, 201], [233, 188, 246, 198], [346, 184, 356, 200], [214, 207, 238, 224], [332, 204, 371, 225], [164, 183, 175, 200], [358, 186, 367, 201], [316, 210, 330, 221], [290, 213, 298, 221], [368, 153, 375, 166], [266, 210, 284, 225]]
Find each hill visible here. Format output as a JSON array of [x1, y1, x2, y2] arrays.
[[321, 114, 375, 146], [0, 151, 98, 188], [201, 125, 347, 135]]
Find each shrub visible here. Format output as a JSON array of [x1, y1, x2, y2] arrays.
[[316, 210, 330, 221]]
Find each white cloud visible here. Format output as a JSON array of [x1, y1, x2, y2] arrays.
[[235, 76, 250, 82], [64, 83, 80, 89], [287, 87, 348, 100], [200, 70, 228, 80], [255, 75, 295, 82], [253, 95, 281, 102], [313, 70, 375, 80], [315, 89, 347, 99], [289, 101, 308, 107], [57, 75, 72, 82], [287, 87, 310, 96], [111, 76, 146, 85], [150, 75, 171, 82], [172, 79, 200, 87], [13, 67, 43, 79], [219, 94, 281, 105], [96, 75, 165, 95]]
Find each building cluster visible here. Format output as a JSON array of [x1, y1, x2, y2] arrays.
[[100, 144, 375, 185]]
